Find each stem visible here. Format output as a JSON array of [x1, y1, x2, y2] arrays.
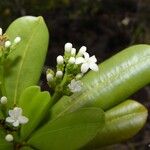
[[51, 73, 69, 105]]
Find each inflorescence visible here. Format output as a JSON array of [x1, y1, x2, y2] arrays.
[[0, 27, 28, 143], [46, 42, 99, 99], [0, 27, 21, 60]]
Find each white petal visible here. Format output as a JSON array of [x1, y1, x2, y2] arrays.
[[8, 110, 15, 117], [6, 117, 14, 123], [81, 63, 89, 73], [14, 107, 22, 117], [90, 55, 97, 63], [68, 79, 82, 93], [78, 46, 87, 55], [75, 57, 85, 64], [83, 52, 90, 60], [18, 116, 29, 124], [0, 28, 2, 35], [57, 55, 64, 64], [65, 43, 72, 52], [89, 63, 99, 71], [13, 120, 19, 127]]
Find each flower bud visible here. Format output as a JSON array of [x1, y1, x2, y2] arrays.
[[64, 43, 72, 53], [0, 96, 7, 104], [46, 73, 53, 82], [0, 28, 2, 36], [71, 48, 76, 56], [5, 41, 11, 48], [75, 73, 83, 80], [14, 37, 21, 44], [57, 55, 64, 64], [78, 46, 87, 55], [56, 71, 63, 78], [68, 57, 75, 64], [5, 134, 13, 142]]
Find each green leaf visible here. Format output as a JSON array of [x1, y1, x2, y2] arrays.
[[20, 146, 33, 150], [51, 44, 150, 118], [5, 16, 49, 106], [0, 129, 12, 150], [28, 108, 104, 150], [80, 44, 150, 110], [83, 100, 148, 149], [18, 86, 51, 140], [51, 96, 72, 118]]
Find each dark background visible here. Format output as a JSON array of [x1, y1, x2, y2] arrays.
[[0, 0, 150, 149]]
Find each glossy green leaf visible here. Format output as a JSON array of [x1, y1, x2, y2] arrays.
[[51, 44, 150, 119], [18, 86, 51, 140], [28, 108, 104, 150], [0, 129, 12, 150], [5, 16, 49, 106], [83, 100, 148, 149], [51, 96, 72, 118], [80, 44, 150, 110]]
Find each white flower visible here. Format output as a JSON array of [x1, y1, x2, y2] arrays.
[[75, 57, 85, 65], [78, 46, 87, 55], [81, 52, 99, 73], [57, 55, 64, 64], [68, 79, 83, 93], [14, 36, 21, 44], [121, 17, 130, 26], [46, 73, 53, 82], [6, 107, 29, 127], [0, 28, 2, 36], [56, 71, 63, 78], [71, 48, 76, 56], [64, 43, 72, 52], [5, 41, 11, 48], [0, 96, 7, 104], [5, 134, 13, 142], [68, 57, 75, 64]]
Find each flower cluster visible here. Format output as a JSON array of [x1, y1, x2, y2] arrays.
[[0, 27, 21, 60], [0, 96, 28, 142], [0, 30, 28, 143], [46, 43, 99, 96]]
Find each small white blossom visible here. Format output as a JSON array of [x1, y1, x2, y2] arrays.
[[56, 71, 63, 78], [78, 46, 87, 55], [71, 48, 76, 56], [6, 107, 29, 127], [14, 36, 21, 44], [5, 134, 13, 142], [0, 28, 2, 36], [57, 55, 64, 64], [46, 73, 53, 82], [5, 41, 11, 48], [75, 57, 85, 65], [81, 52, 99, 73], [121, 17, 130, 26], [68, 57, 75, 64], [64, 43, 72, 52], [0, 96, 7, 104], [68, 79, 82, 93]]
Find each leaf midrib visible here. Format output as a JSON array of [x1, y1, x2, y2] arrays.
[[13, 19, 40, 105]]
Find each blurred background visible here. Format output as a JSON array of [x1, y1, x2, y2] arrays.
[[0, 0, 150, 149]]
